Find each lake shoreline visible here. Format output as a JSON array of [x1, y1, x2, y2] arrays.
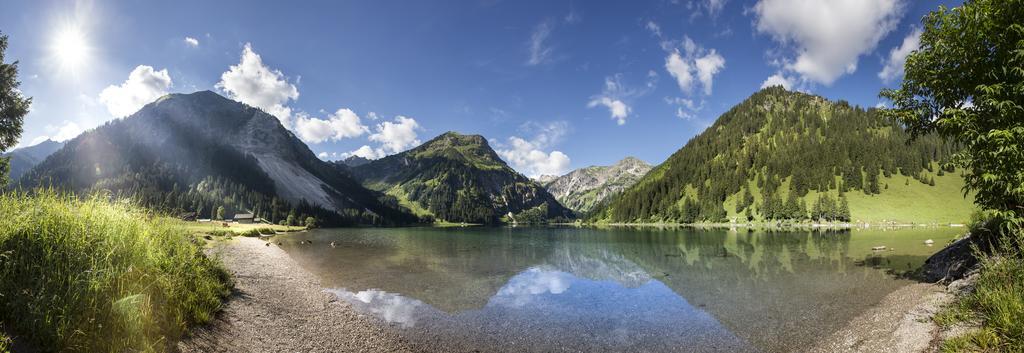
[[810, 282, 951, 353], [177, 236, 415, 352], [182, 229, 956, 353]]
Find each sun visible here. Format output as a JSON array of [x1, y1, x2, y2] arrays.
[[51, 26, 89, 72]]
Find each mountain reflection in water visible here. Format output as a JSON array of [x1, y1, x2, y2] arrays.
[[279, 226, 959, 352]]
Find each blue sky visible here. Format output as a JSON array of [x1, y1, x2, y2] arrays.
[[1, 0, 960, 177]]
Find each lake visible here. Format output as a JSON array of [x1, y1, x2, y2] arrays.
[[275, 226, 960, 352]]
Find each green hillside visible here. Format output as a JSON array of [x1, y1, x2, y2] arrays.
[[347, 132, 575, 224], [593, 87, 975, 224]]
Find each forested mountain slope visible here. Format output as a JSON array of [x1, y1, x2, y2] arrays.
[[593, 86, 974, 224], [18, 91, 417, 226], [543, 157, 652, 215], [347, 132, 575, 224], [2, 139, 64, 183]]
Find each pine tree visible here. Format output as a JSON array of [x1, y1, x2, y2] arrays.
[[0, 33, 31, 185], [838, 196, 851, 222]]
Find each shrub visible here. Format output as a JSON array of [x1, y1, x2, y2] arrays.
[[0, 190, 230, 352]]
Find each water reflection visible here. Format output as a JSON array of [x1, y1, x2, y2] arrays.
[[280, 227, 959, 352], [492, 268, 573, 307], [325, 289, 425, 328]]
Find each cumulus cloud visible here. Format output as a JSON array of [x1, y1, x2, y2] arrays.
[[663, 37, 724, 95], [665, 51, 694, 94], [294, 108, 369, 144], [216, 43, 299, 127], [369, 116, 421, 155], [184, 36, 199, 47], [695, 50, 725, 95], [753, 0, 904, 85], [496, 121, 571, 178], [879, 27, 922, 83], [587, 75, 636, 125], [340, 145, 385, 160], [527, 20, 555, 66], [334, 115, 424, 160], [99, 65, 172, 117], [588, 97, 630, 126], [760, 72, 796, 89]]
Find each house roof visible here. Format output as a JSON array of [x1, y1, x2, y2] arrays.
[[233, 213, 254, 219]]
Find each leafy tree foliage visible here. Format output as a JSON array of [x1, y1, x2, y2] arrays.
[[596, 87, 954, 223], [0, 32, 31, 185], [881, 0, 1024, 227]]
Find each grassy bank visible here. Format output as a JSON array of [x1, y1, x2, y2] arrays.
[[0, 190, 230, 352], [934, 220, 1024, 353], [182, 222, 305, 237]]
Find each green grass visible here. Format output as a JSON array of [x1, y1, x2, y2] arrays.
[[0, 331, 9, 353], [845, 170, 975, 224], [0, 190, 231, 352], [938, 255, 1024, 353], [182, 221, 304, 235], [723, 168, 975, 224]]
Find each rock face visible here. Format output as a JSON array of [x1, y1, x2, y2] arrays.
[[2, 139, 64, 183], [921, 232, 993, 282], [543, 157, 652, 214], [349, 131, 575, 224], [19, 91, 416, 225]]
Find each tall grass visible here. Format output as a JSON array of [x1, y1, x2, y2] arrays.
[[937, 217, 1024, 353], [0, 190, 230, 352]]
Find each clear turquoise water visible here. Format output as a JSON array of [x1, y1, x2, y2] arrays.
[[276, 226, 960, 352]]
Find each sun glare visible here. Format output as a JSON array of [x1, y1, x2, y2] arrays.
[[51, 26, 89, 72]]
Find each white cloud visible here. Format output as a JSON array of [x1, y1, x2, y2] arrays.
[[879, 27, 922, 83], [705, 0, 727, 17], [216, 43, 299, 127], [368, 116, 421, 155], [645, 21, 663, 37], [588, 97, 630, 125], [665, 51, 695, 94], [98, 65, 172, 117], [317, 151, 329, 159], [294, 108, 369, 144], [587, 75, 637, 125], [695, 50, 725, 95], [496, 121, 571, 178], [753, 0, 904, 85], [527, 20, 554, 66], [341, 145, 385, 160], [760, 72, 796, 89], [49, 120, 84, 142], [184, 36, 199, 47], [663, 37, 725, 96]]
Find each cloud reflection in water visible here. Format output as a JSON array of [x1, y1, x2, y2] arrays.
[[324, 288, 425, 328]]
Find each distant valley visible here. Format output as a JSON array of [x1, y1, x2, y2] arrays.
[[539, 157, 652, 215]]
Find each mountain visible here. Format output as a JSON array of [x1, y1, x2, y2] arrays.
[[543, 157, 652, 215], [593, 86, 975, 224], [18, 91, 417, 226], [347, 131, 575, 224], [339, 155, 371, 167], [2, 139, 65, 183]]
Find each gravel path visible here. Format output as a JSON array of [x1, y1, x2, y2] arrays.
[[809, 282, 952, 353], [177, 237, 415, 353]]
